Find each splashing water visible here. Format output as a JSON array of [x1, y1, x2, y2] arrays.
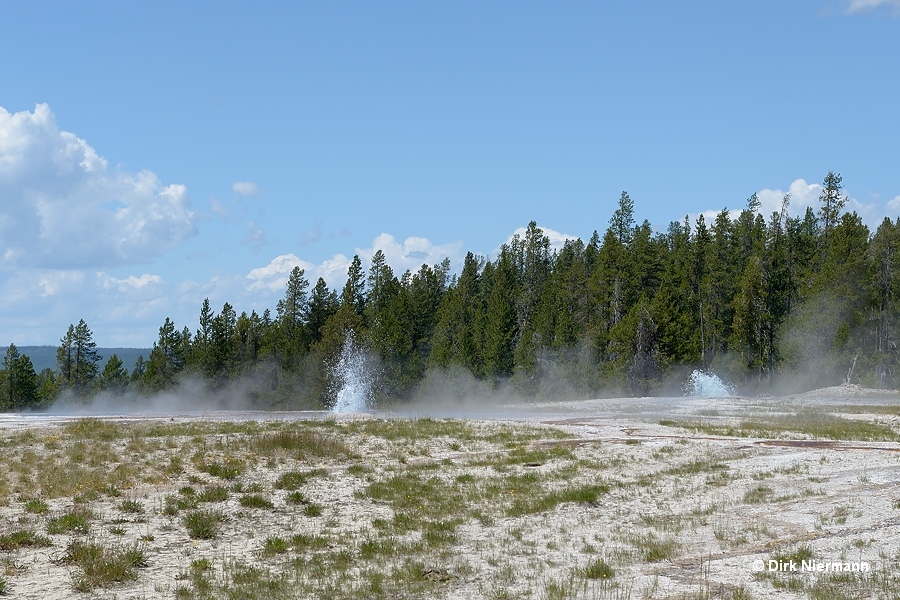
[[331, 331, 373, 413], [683, 370, 734, 397]]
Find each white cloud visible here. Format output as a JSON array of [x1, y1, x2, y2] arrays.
[[246, 233, 465, 295], [491, 225, 579, 258], [694, 178, 898, 231], [246, 254, 315, 292], [0, 104, 196, 269], [846, 0, 900, 14], [232, 181, 260, 197], [504, 225, 579, 254], [756, 178, 822, 217], [97, 272, 164, 293], [355, 233, 464, 277]]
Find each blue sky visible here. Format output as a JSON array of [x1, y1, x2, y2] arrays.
[[1, 0, 898, 347]]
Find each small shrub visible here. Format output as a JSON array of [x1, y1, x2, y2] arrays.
[[303, 503, 323, 517]]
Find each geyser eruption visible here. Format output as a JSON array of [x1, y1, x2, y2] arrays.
[[683, 369, 734, 398], [330, 330, 373, 413]]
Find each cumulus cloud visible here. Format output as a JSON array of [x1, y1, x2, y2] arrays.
[[846, 0, 900, 14], [246, 233, 465, 294], [232, 181, 260, 197], [0, 104, 196, 269], [692, 178, 898, 231], [246, 254, 315, 293], [97, 272, 164, 293], [503, 225, 579, 254], [756, 178, 823, 217]]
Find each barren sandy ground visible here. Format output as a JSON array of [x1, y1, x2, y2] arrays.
[[1, 385, 899, 599]]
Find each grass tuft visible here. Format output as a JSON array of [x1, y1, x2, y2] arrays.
[[581, 558, 615, 579], [23, 498, 49, 514], [0, 530, 53, 551], [239, 494, 274, 509], [62, 540, 147, 591], [182, 510, 225, 540], [46, 508, 93, 535]]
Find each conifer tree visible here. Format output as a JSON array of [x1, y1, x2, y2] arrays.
[[56, 320, 101, 397], [1, 344, 40, 409], [97, 354, 129, 393]]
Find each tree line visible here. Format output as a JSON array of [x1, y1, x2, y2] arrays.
[[2, 171, 899, 411]]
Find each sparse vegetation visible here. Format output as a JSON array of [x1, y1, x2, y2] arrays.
[[61, 540, 147, 591], [0, 413, 897, 598]]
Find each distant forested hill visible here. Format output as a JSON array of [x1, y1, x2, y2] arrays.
[[19, 346, 150, 373]]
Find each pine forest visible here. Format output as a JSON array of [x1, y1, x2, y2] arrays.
[[3, 172, 899, 411]]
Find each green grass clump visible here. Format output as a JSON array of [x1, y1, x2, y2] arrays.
[[0, 530, 53, 551], [285, 491, 308, 504], [182, 510, 224, 540], [263, 536, 290, 555], [47, 508, 92, 534], [303, 503, 324, 517], [290, 533, 330, 551], [164, 493, 200, 515], [64, 419, 123, 441], [119, 499, 144, 513], [628, 533, 677, 562], [744, 485, 774, 504], [61, 540, 147, 591], [253, 427, 350, 459], [239, 494, 274, 509], [581, 558, 614, 579], [23, 498, 49, 514], [678, 412, 900, 442], [772, 544, 813, 565], [274, 469, 327, 490], [198, 459, 243, 480], [197, 485, 229, 503], [507, 483, 608, 516]]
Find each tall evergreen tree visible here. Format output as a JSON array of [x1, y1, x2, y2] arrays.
[[483, 248, 518, 379], [341, 255, 367, 316], [1, 344, 40, 409], [307, 278, 339, 346], [143, 317, 186, 391], [97, 354, 129, 394], [818, 171, 847, 244], [56, 320, 101, 396]]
